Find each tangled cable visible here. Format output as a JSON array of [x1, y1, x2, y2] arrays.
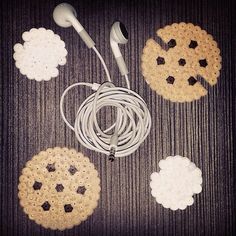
[[60, 47, 151, 160]]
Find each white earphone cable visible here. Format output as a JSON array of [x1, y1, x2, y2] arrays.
[[92, 46, 111, 82], [92, 46, 130, 89], [60, 46, 151, 160]]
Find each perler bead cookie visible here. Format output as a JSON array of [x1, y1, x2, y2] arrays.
[[141, 22, 222, 102], [150, 155, 202, 210], [18, 147, 100, 230], [13, 28, 67, 81]]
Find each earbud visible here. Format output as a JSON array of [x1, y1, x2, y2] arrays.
[[110, 21, 129, 76], [53, 3, 95, 48]]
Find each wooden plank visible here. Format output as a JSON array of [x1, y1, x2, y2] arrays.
[[0, 0, 235, 235]]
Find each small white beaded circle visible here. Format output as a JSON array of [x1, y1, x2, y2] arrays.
[[150, 155, 202, 210], [13, 28, 67, 81]]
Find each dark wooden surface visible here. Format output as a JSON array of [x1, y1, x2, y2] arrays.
[[0, 0, 235, 235]]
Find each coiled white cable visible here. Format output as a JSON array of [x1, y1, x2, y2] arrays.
[[60, 46, 151, 160]]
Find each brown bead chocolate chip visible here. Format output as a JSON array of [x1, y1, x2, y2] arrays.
[[64, 204, 73, 213], [166, 76, 175, 84], [46, 163, 56, 172], [55, 184, 64, 192], [41, 201, 51, 211], [33, 181, 42, 190], [189, 40, 198, 49], [68, 165, 78, 175], [199, 59, 208, 67], [188, 76, 197, 85], [178, 58, 186, 66], [77, 186, 86, 195], [168, 39, 176, 48], [156, 56, 165, 65]]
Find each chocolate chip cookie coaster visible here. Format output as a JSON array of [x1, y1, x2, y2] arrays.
[[18, 147, 100, 230], [141, 22, 222, 102]]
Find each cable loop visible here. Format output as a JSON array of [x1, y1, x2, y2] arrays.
[[60, 82, 151, 158], [60, 46, 151, 159]]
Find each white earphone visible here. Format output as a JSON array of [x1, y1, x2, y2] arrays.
[[54, 3, 151, 160], [110, 21, 129, 76], [53, 3, 128, 77], [53, 3, 95, 48]]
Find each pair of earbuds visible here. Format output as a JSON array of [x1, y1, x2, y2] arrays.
[[53, 3, 128, 76], [54, 3, 151, 160]]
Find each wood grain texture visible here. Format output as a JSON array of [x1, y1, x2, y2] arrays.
[[0, 0, 235, 235]]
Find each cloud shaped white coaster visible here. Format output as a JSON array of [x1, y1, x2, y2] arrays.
[[150, 155, 202, 210], [13, 28, 67, 81]]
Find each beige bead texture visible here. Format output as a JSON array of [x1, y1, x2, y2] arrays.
[[141, 22, 221, 102], [18, 147, 101, 231]]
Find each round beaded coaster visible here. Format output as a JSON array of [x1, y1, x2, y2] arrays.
[[18, 147, 100, 230], [150, 155, 202, 210], [13, 28, 67, 81], [141, 22, 221, 102]]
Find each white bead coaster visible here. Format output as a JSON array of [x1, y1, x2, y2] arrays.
[[150, 155, 202, 210], [13, 28, 67, 81]]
